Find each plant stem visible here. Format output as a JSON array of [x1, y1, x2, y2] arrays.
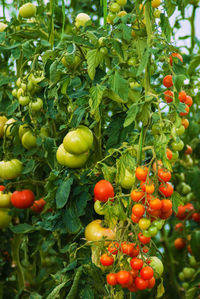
[[11, 234, 25, 290], [189, 6, 196, 55], [49, 0, 55, 49]]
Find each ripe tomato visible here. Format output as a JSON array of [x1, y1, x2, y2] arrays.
[[0, 116, 8, 138], [147, 207, 161, 218], [135, 166, 148, 181], [176, 205, 186, 220], [0, 192, 11, 208], [180, 104, 189, 116], [163, 75, 173, 88], [0, 185, 5, 191], [108, 242, 119, 255], [159, 183, 173, 197], [94, 180, 114, 202], [0, 159, 23, 180], [131, 213, 140, 223], [160, 208, 172, 219], [100, 253, 114, 266], [128, 283, 137, 292], [31, 198, 46, 213], [169, 53, 183, 65], [75, 13, 91, 28], [192, 212, 200, 222], [11, 190, 35, 209], [130, 257, 143, 270], [161, 199, 172, 212], [164, 90, 173, 103], [107, 273, 117, 286], [56, 144, 89, 168], [178, 91, 187, 103], [184, 145, 192, 155], [151, 0, 161, 8], [174, 238, 186, 249], [138, 232, 151, 244], [181, 118, 189, 129], [117, 271, 131, 285], [29, 98, 43, 111], [0, 208, 12, 228], [140, 266, 154, 280], [139, 218, 151, 230], [185, 95, 193, 107], [63, 126, 93, 155], [131, 189, 145, 202], [149, 198, 161, 210], [158, 169, 171, 182], [84, 220, 115, 242], [147, 277, 156, 288], [142, 246, 149, 253], [132, 204, 145, 218], [135, 277, 148, 290], [141, 181, 155, 194], [21, 131, 37, 150], [121, 242, 134, 256], [130, 269, 139, 278], [166, 148, 173, 160], [130, 243, 140, 257], [19, 3, 37, 18], [175, 222, 184, 231]]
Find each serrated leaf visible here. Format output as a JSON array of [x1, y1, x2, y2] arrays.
[[171, 191, 184, 214], [177, 102, 187, 113], [56, 178, 73, 209], [89, 84, 106, 121], [109, 71, 129, 101], [160, 13, 172, 42], [22, 160, 35, 174], [63, 205, 81, 234], [102, 164, 116, 183], [86, 49, 103, 80], [173, 74, 187, 92], [136, 48, 151, 76], [124, 103, 139, 127], [137, 103, 150, 126], [10, 224, 35, 233], [188, 55, 200, 75]]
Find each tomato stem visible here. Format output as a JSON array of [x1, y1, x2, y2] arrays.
[[11, 234, 25, 290]]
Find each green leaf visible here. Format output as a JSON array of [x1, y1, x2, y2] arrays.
[[191, 230, 200, 261], [136, 48, 151, 76], [30, 293, 43, 299], [136, 103, 150, 126], [177, 102, 186, 113], [173, 74, 187, 92], [63, 205, 81, 234], [160, 13, 172, 42], [10, 224, 35, 234], [56, 178, 73, 209], [86, 49, 103, 80], [22, 160, 35, 174], [188, 55, 200, 75], [89, 84, 106, 121], [102, 165, 116, 183], [46, 282, 67, 299], [66, 267, 82, 299], [109, 71, 129, 101], [186, 287, 198, 299], [165, 0, 176, 17], [116, 153, 136, 184], [80, 286, 94, 299], [157, 279, 165, 298], [124, 103, 139, 127], [71, 106, 85, 127], [171, 191, 184, 214]]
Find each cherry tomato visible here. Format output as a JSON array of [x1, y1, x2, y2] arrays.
[[94, 180, 114, 203], [158, 169, 171, 182], [130, 257, 143, 270], [131, 213, 140, 223], [94, 200, 105, 215], [192, 212, 200, 222], [139, 218, 151, 230], [11, 190, 35, 209], [160, 208, 172, 219], [181, 118, 189, 129], [171, 139, 184, 151], [19, 3, 36, 18], [164, 90, 173, 103], [75, 13, 91, 28], [147, 277, 156, 288], [169, 53, 183, 65], [107, 273, 117, 286], [159, 183, 173, 197], [175, 205, 186, 220], [100, 253, 114, 266], [180, 104, 189, 117], [151, 0, 161, 8], [174, 238, 186, 249], [108, 242, 119, 255], [153, 219, 165, 230], [163, 75, 173, 88], [0, 185, 5, 191], [178, 91, 187, 102], [130, 243, 140, 257], [30, 198, 46, 213], [185, 95, 193, 107], [117, 270, 132, 285], [135, 277, 148, 290], [130, 269, 139, 278], [132, 204, 145, 218], [130, 189, 145, 202], [116, 0, 127, 5], [121, 242, 135, 256], [140, 266, 154, 280], [84, 220, 115, 242], [29, 98, 43, 111], [18, 96, 30, 106], [175, 222, 184, 231], [161, 199, 172, 212], [110, 2, 120, 12], [148, 225, 158, 236], [138, 232, 151, 244], [135, 166, 148, 181], [166, 148, 173, 160], [149, 198, 162, 210], [184, 145, 192, 155]]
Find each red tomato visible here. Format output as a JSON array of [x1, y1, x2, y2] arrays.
[[158, 169, 171, 182], [174, 238, 185, 249], [160, 208, 172, 219], [130, 189, 145, 202], [163, 75, 173, 88], [180, 104, 189, 117], [147, 276, 156, 289], [184, 145, 192, 155], [130, 269, 139, 278], [121, 242, 135, 256], [0, 185, 5, 191], [132, 204, 145, 218], [142, 246, 149, 253], [140, 266, 154, 280], [164, 90, 173, 103], [192, 212, 200, 222], [176, 205, 186, 220], [138, 232, 151, 244], [117, 270, 132, 285], [161, 199, 172, 212], [178, 91, 187, 103], [128, 283, 137, 292], [30, 198, 46, 213], [169, 53, 183, 65], [94, 180, 114, 202], [130, 258, 143, 270], [185, 95, 193, 107], [11, 190, 35, 209], [135, 277, 148, 290], [149, 198, 162, 210], [141, 181, 155, 194], [131, 213, 140, 223], [100, 253, 114, 266], [108, 242, 119, 255], [166, 148, 173, 160], [135, 166, 148, 181], [107, 273, 117, 286], [175, 222, 184, 231], [159, 183, 173, 197], [130, 243, 140, 257]]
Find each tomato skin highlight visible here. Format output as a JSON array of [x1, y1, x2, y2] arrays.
[[159, 183, 174, 197], [130, 257, 143, 270], [174, 238, 186, 249], [94, 180, 114, 202], [158, 169, 171, 182], [132, 204, 145, 218], [11, 190, 35, 209], [131, 189, 145, 202], [135, 166, 148, 181]]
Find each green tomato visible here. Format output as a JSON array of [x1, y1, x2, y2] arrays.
[[17, 88, 24, 99], [107, 12, 116, 24], [94, 200, 105, 215], [178, 272, 185, 281], [29, 98, 43, 111], [117, 0, 127, 5], [0, 159, 22, 180], [110, 2, 120, 12], [149, 256, 164, 278], [16, 78, 21, 87], [98, 37, 106, 46], [0, 116, 7, 138], [119, 169, 135, 189], [75, 13, 91, 28], [0, 192, 12, 208], [171, 140, 184, 151], [39, 127, 49, 138], [182, 282, 189, 289], [143, 230, 151, 237], [27, 80, 34, 91], [0, 22, 8, 32], [176, 125, 185, 136], [3, 118, 16, 138], [153, 219, 165, 230], [171, 151, 179, 162], [21, 131, 37, 150], [21, 83, 27, 91], [127, 57, 138, 66], [183, 267, 195, 280], [18, 124, 29, 140], [19, 3, 37, 18], [189, 256, 197, 267], [100, 47, 108, 55], [0, 209, 12, 229], [181, 182, 191, 195], [148, 225, 158, 237], [154, 9, 161, 18], [19, 96, 30, 106], [56, 144, 89, 168], [139, 218, 151, 230], [152, 124, 162, 135], [12, 89, 17, 97], [63, 126, 93, 155]]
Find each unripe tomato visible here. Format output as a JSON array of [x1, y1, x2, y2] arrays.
[[135, 277, 148, 290], [0, 209, 12, 229], [175, 125, 185, 136], [174, 238, 185, 249], [75, 13, 91, 28], [106, 13, 116, 24], [117, 271, 131, 285], [56, 144, 89, 168], [189, 256, 197, 267], [17, 88, 24, 99], [110, 2, 120, 12], [153, 219, 165, 230], [185, 95, 193, 107], [21, 83, 27, 91], [181, 118, 189, 129], [169, 53, 183, 65], [159, 183, 173, 197], [29, 98, 43, 111], [149, 256, 163, 278], [18, 124, 29, 139], [12, 89, 17, 97], [119, 169, 135, 189], [171, 140, 184, 151], [183, 267, 195, 280], [154, 9, 161, 18], [30, 198, 46, 213], [16, 78, 22, 87], [63, 126, 93, 155], [0, 116, 7, 138], [163, 75, 173, 88], [0, 192, 12, 208], [178, 90, 187, 103], [178, 272, 185, 281], [19, 96, 30, 106], [151, 0, 161, 8], [3, 118, 16, 138], [135, 166, 148, 181], [84, 220, 115, 242], [148, 225, 158, 236], [94, 180, 114, 203], [21, 131, 37, 150], [100, 47, 108, 55], [117, 10, 127, 17], [100, 253, 114, 266], [180, 104, 189, 117], [0, 22, 8, 32], [0, 159, 22, 180], [164, 90, 173, 103], [139, 218, 151, 230], [11, 190, 35, 209], [19, 3, 36, 18], [116, 0, 127, 5], [94, 200, 105, 215], [107, 273, 117, 286]]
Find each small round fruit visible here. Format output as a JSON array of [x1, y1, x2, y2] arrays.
[[139, 218, 151, 230], [29, 98, 43, 111], [181, 118, 189, 129], [84, 220, 115, 242], [94, 200, 105, 215], [135, 277, 148, 290], [75, 13, 91, 28], [164, 90, 173, 103], [140, 266, 154, 280], [135, 166, 148, 181], [30, 198, 46, 213], [117, 271, 131, 285], [0, 116, 8, 138], [163, 75, 173, 88], [21, 131, 37, 150], [174, 238, 186, 249], [119, 169, 135, 189], [158, 169, 171, 182], [108, 242, 119, 255], [151, 0, 161, 8], [185, 95, 193, 107], [130, 257, 143, 270], [138, 232, 151, 244], [0, 209, 12, 229], [171, 140, 184, 151], [0, 22, 8, 32], [107, 273, 117, 286], [18, 124, 29, 139], [19, 96, 30, 106], [148, 226, 158, 237], [159, 183, 174, 197], [149, 256, 164, 278], [149, 198, 162, 210], [161, 199, 172, 212], [56, 144, 89, 168], [11, 190, 35, 209], [170, 53, 183, 65], [94, 180, 114, 203], [179, 105, 189, 117], [110, 2, 120, 13], [100, 253, 114, 266], [132, 204, 145, 218], [166, 148, 173, 160], [183, 267, 195, 280], [116, 0, 127, 5], [3, 118, 16, 138], [0, 192, 12, 208], [131, 189, 145, 202], [178, 91, 187, 103], [19, 3, 36, 18]]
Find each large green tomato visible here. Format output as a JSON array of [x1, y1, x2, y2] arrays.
[[63, 126, 93, 155], [0, 159, 22, 180], [183, 267, 195, 280], [0, 116, 7, 138], [75, 13, 91, 28], [18, 96, 30, 106], [3, 118, 16, 138], [84, 220, 115, 242], [18, 124, 29, 139], [0, 192, 12, 208], [56, 144, 89, 168], [171, 140, 184, 151], [176, 125, 185, 136], [119, 169, 135, 189], [21, 131, 37, 149], [39, 127, 49, 138], [0, 209, 12, 229], [149, 256, 164, 278], [29, 98, 43, 111], [19, 3, 37, 18]]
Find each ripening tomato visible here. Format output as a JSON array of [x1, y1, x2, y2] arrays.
[[30, 198, 46, 213], [117, 271, 132, 285], [192, 213, 200, 222], [100, 253, 114, 266], [108, 242, 119, 255], [135, 166, 148, 181], [85, 220, 115, 242], [107, 273, 117, 286], [149, 198, 162, 210], [164, 90, 173, 103], [169, 53, 183, 65], [94, 180, 114, 202], [147, 277, 156, 288], [0, 192, 12, 208], [180, 104, 189, 116], [178, 91, 187, 103], [11, 190, 35, 209], [166, 148, 173, 160], [184, 145, 192, 155], [181, 118, 189, 129], [138, 232, 151, 244], [151, 0, 161, 8], [131, 189, 145, 202], [19, 3, 37, 18], [175, 222, 184, 231], [130, 243, 140, 257], [141, 181, 155, 194], [158, 169, 171, 182], [140, 266, 154, 280], [0, 186, 5, 191], [139, 218, 151, 230], [176, 205, 186, 220], [159, 183, 173, 197], [135, 277, 148, 290], [174, 238, 186, 249], [131, 213, 140, 223], [163, 75, 173, 88], [161, 199, 172, 212], [132, 204, 145, 218], [130, 257, 143, 270], [185, 95, 193, 107], [94, 200, 105, 215]]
